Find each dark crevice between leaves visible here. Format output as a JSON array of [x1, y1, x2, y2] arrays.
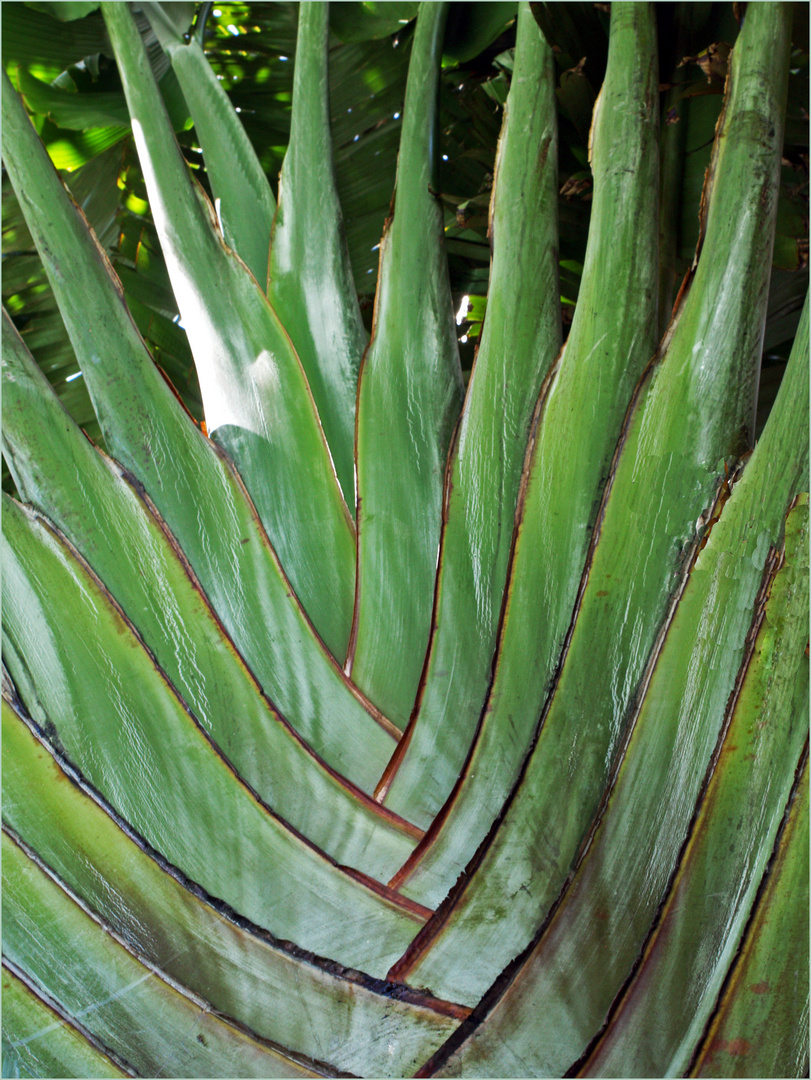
[[2, 645, 68, 763]]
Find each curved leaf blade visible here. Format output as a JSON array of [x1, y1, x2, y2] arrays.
[[389, 0, 794, 989], [2, 498, 426, 976], [385, 0, 657, 831], [101, 1, 356, 656], [2, 697, 467, 1079], [422, 300, 808, 1068], [268, 1, 369, 512], [3, 832, 322, 1079], [1, 315, 420, 876], [1, 962, 131, 1080], [143, 2, 277, 287], [0, 74, 400, 792], [348, 0, 465, 728], [380, 0, 565, 825], [689, 754, 810, 1080], [583, 497, 809, 1076]]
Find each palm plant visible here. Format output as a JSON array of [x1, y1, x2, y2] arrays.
[[1, 1, 808, 1077]]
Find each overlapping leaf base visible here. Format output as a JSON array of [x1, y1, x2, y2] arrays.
[[2, 2, 808, 1077]]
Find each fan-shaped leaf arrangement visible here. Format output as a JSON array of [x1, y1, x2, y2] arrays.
[[2, 2, 808, 1077]]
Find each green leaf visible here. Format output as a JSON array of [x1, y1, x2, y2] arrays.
[[379, 0, 561, 823], [348, 1, 465, 727], [2, 4, 110, 83], [583, 496, 809, 1077], [330, 3, 420, 44], [2, 697, 466, 1078], [26, 3, 101, 21], [2, 68, 400, 792], [1, 315, 419, 875], [1, 962, 131, 1080], [17, 64, 191, 140], [38, 118, 130, 171], [63, 141, 126, 244], [268, 1, 369, 512], [2, 2, 806, 1073], [143, 3, 277, 286], [689, 755, 810, 1080], [388, 2, 798, 1004], [419, 288, 808, 1061], [101, 1, 357, 657], [383, 0, 659, 835], [139, 1, 195, 48], [3, 832, 319, 1079], [327, 27, 423, 298], [17, 66, 131, 129], [2, 496, 427, 977]]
